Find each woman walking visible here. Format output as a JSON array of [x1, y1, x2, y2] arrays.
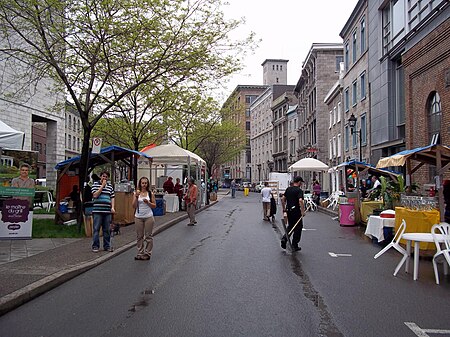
[[132, 177, 156, 260]]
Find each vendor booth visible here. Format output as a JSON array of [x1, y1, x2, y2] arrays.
[[376, 144, 450, 223], [328, 160, 400, 224], [54, 145, 152, 232], [138, 144, 207, 209]]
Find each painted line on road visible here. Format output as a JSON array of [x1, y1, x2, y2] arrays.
[[302, 228, 317, 231], [405, 322, 450, 336], [328, 252, 352, 258]]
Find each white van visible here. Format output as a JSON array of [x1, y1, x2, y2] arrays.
[[35, 178, 47, 186]]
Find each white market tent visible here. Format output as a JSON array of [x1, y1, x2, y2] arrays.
[[138, 143, 206, 187], [0, 120, 24, 150], [288, 157, 329, 172], [142, 143, 205, 165]]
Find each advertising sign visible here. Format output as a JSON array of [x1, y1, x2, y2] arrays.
[[0, 186, 34, 239]]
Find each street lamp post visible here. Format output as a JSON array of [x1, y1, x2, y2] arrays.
[[348, 113, 362, 162]]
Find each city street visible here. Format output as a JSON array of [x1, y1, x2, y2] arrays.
[[1, 191, 449, 337]]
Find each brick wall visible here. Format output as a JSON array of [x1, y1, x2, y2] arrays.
[[403, 18, 450, 183]]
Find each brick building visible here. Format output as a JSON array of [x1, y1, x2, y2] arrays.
[[403, 16, 450, 183]]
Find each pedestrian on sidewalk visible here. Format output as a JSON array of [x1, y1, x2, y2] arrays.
[[91, 171, 115, 253], [174, 177, 183, 211], [280, 176, 305, 251], [261, 182, 272, 221], [185, 178, 198, 226], [231, 179, 236, 198], [132, 177, 156, 261]]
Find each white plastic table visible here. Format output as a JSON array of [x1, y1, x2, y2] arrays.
[[399, 233, 446, 281], [365, 215, 395, 242]]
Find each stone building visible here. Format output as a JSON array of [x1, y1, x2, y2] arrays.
[[340, 0, 370, 163], [293, 43, 344, 166], [222, 85, 267, 183], [0, 59, 65, 189], [223, 59, 289, 183], [271, 88, 296, 172]]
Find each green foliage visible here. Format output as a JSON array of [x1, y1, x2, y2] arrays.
[[32, 219, 85, 238], [0, 0, 256, 189]]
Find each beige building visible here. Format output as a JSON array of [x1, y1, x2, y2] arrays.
[[340, 0, 370, 163], [293, 43, 343, 186]]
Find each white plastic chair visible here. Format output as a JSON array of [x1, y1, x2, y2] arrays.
[[46, 191, 56, 212], [325, 191, 343, 211], [304, 194, 317, 212], [431, 223, 450, 285], [374, 219, 409, 276]]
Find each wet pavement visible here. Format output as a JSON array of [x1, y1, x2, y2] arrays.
[[0, 192, 230, 316]]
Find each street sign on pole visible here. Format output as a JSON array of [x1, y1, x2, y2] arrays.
[[92, 137, 102, 154]]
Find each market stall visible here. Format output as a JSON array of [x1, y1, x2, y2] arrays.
[[328, 160, 400, 224], [54, 145, 152, 230], [376, 144, 450, 222], [138, 143, 207, 208]]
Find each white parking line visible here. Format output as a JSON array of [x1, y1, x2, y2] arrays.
[[302, 228, 317, 231], [405, 322, 450, 336]]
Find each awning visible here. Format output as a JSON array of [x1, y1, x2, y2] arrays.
[[376, 144, 450, 168], [55, 145, 151, 170], [332, 160, 400, 180]]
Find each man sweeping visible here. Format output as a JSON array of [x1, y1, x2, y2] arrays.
[[280, 176, 305, 252]]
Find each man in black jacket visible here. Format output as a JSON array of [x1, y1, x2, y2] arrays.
[[280, 176, 305, 251]]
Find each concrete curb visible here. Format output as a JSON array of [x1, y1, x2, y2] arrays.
[[0, 200, 219, 316]]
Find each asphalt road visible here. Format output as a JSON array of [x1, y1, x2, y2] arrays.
[[1, 192, 449, 337]]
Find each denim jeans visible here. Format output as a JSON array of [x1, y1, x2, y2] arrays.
[[92, 212, 111, 250]]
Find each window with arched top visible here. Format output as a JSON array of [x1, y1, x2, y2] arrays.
[[428, 91, 441, 145]]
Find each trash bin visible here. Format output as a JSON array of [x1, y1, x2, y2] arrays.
[[339, 203, 355, 226], [244, 187, 249, 196]]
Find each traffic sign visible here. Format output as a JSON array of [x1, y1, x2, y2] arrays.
[[92, 137, 102, 154]]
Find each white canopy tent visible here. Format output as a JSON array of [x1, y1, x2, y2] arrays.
[[288, 158, 330, 193], [138, 143, 206, 193], [288, 158, 329, 172], [141, 144, 205, 166], [0, 120, 24, 150]]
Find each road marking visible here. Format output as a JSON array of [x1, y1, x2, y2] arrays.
[[405, 322, 450, 336], [328, 252, 352, 258], [302, 228, 317, 231]]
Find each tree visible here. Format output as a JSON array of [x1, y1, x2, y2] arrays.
[[194, 120, 245, 177], [0, 0, 255, 193]]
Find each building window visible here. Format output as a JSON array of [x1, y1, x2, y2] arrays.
[[332, 136, 337, 158], [329, 140, 333, 160], [344, 42, 349, 70], [337, 133, 342, 157], [329, 111, 332, 129], [344, 88, 349, 112], [68, 135, 71, 150], [352, 30, 357, 63], [337, 102, 341, 122], [333, 106, 337, 125], [345, 125, 349, 151], [360, 72, 366, 100], [361, 114, 367, 145], [382, 5, 391, 54], [428, 91, 441, 144], [352, 81, 357, 106], [360, 16, 366, 53], [336, 55, 344, 72], [246, 121, 250, 131]]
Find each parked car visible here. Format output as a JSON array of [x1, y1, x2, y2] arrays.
[[255, 181, 264, 192]]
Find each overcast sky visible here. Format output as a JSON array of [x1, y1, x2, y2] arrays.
[[218, 0, 359, 103]]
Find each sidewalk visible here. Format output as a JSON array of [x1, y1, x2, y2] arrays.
[[0, 191, 228, 316]]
